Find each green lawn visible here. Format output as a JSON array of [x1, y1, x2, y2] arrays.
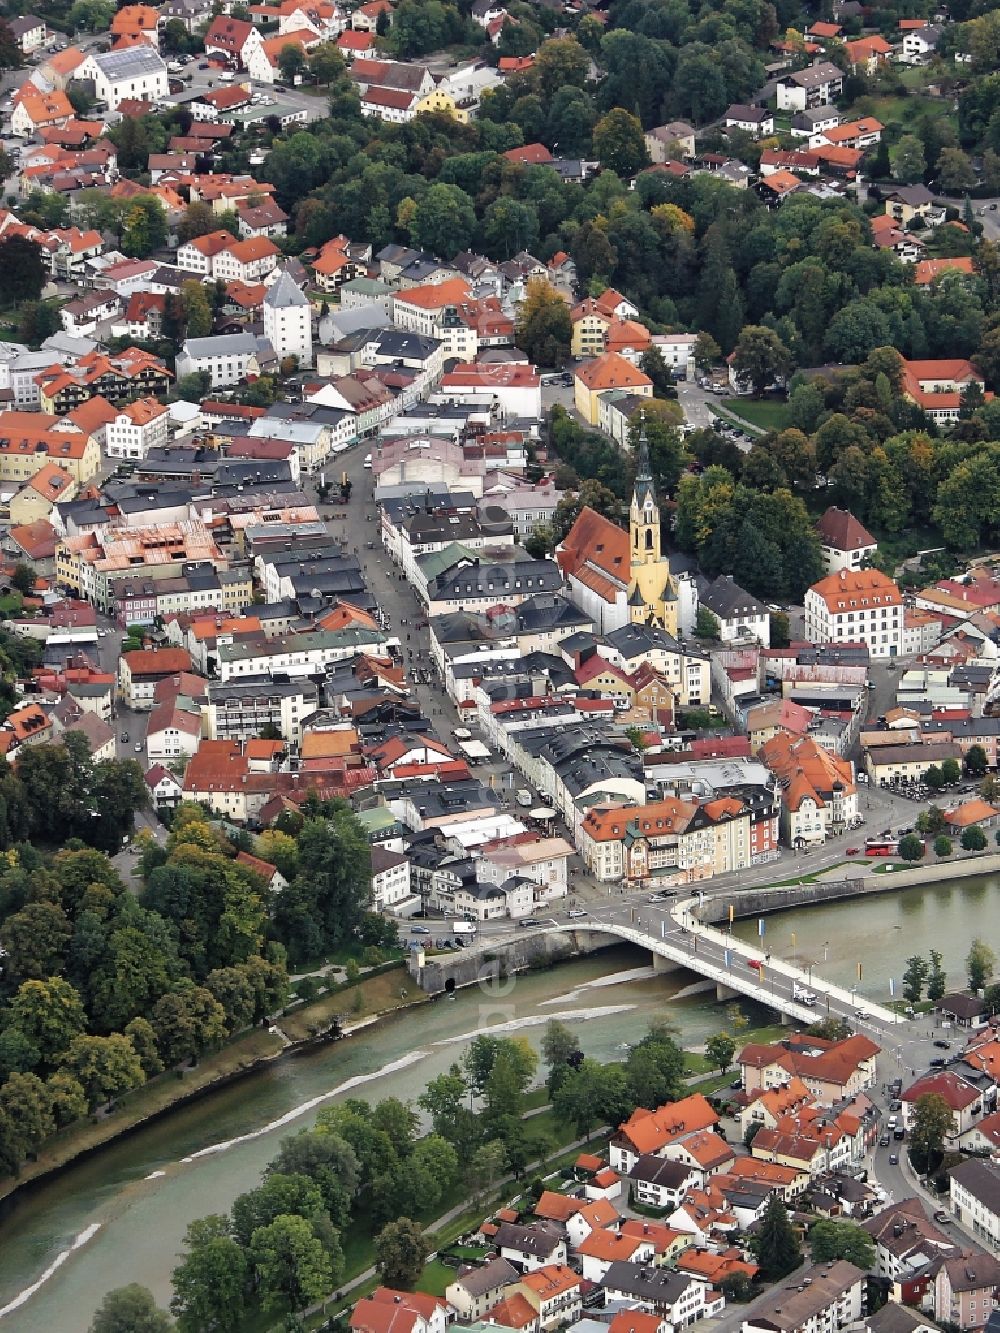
[[720, 397, 791, 432], [416, 1261, 455, 1297]]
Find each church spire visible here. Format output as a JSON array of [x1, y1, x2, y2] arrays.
[[633, 408, 655, 508]]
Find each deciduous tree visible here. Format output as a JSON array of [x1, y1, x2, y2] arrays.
[[171, 1216, 248, 1333], [374, 1216, 428, 1289], [89, 1285, 173, 1333], [250, 1213, 334, 1311], [968, 938, 996, 991]]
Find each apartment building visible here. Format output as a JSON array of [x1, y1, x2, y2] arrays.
[[579, 795, 752, 885], [204, 676, 319, 744], [742, 1261, 863, 1333]]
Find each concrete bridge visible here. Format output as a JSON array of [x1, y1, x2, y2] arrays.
[[415, 892, 906, 1038]]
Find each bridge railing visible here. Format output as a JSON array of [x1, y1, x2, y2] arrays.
[[674, 895, 900, 1028]]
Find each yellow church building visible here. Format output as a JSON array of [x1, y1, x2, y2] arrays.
[[556, 418, 681, 636]]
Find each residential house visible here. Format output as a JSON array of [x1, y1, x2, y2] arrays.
[[574, 352, 652, 426], [77, 46, 169, 110], [950, 1159, 1000, 1253], [902, 1070, 982, 1146], [118, 647, 193, 709], [901, 358, 988, 425], [725, 105, 775, 136], [104, 397, 168, 460], [494, 1223, 567, 1273], [816, 506, 878, 574], [934, 1251, 1000, 1331], [601, 1263, 724, 1323], [446, 1258, 519, 1323], [645, 122, 696, 162]]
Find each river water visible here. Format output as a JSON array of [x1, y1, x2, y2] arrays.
[[2, 872, 999, 1331]]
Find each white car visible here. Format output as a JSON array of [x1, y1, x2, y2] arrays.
[[363, 454, 373, 469]]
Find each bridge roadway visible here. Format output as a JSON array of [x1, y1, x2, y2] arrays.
[[477, 892, 907, 1038]]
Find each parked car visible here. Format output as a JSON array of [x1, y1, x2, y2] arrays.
[[847, 846, 860, 855], [879, 1134, 890, 1147], [411, 925, 430, 935], [933, 1039, 951, 1049], [889, 1153, 899, 1165], [935, 1210, 951, 1223]]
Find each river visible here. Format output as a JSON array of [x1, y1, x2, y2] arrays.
[[2, 871, 999, 1330]]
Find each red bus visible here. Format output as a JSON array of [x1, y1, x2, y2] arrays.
[[865, 837, 898, 857]]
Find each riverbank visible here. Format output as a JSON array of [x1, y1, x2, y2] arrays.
[[0, 963, 428, 1211], [702, 848, 1000, 924]]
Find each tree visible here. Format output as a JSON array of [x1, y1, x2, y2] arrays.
[[307, 42, 345, 86], [232, 1173, 327, 1248], [752, 1195, 802, 1281], [278, 42, 307, 84], [966, 744, 989, 777], [10, 977, 87, 1065], [466, 1139, 508, 1202], [927, 949, 947, 1003], [809, 1220, 875, 1269], [10, 563, 34, 595], [592, 108, 648, 177], [934, 836, 953, 858], [0, 901, 72, 985], [902, 955, 929, 1004], [89, 1285, 173, 1333], [250, 1213, 334, 1312], [409, 184, 476, 259], [941, 758, 961, 786], [0, 1071, 54, 1160], [122, 197, 168, 259], [695, 606, 719, 639], [171, 1217, 248, 1333], [374, 1217, 428, 1289], [917, 806, 947, 837], [515, 279, 572, 367], [182, 279, 213, 340], [152, 986, 227, 1067], [541, 1019, 582, 1096], [962, 825, 988, 851], [0, 235, 46, 306], [893, 134, 927, 184], [177, 202, 219, 244], [898, 834, 925, 862], [705, 1031, 736, 1074], [694, 331, 722, 368], [936, 148, 977, 193], [68, 0, 115, 29], [58, 1033, 145, 1111], [47, 1069, 87, 1126], [968, 938, 996, 992], [909, 1092, 953, 1172], [730, 325, 792, 397]]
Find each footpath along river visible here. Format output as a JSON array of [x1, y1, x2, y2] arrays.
[[2, 871, 1000, 1331]]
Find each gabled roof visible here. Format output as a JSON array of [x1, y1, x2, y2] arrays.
[[816, 505, 876, 553], [575, 351, 652, 392]]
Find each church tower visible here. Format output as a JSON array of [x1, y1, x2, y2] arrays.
[[630, 412, 660, 567]]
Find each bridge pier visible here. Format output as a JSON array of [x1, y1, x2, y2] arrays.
[[651, 952, 682, 974], [716, 983, 738, 1001]]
